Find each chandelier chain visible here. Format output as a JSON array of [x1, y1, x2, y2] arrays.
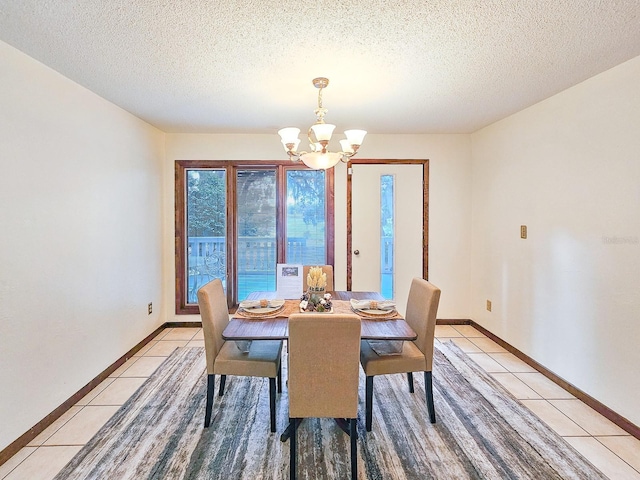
[[314, 86, 327, 123]]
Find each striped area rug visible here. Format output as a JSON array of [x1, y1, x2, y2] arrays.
[[54, 342, 607, 479]]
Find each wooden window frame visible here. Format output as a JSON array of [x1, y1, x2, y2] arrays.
[[175, 160, 335, 314]]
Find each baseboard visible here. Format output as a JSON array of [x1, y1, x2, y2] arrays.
[[165, 321, 203, 328], [436, 318, 471, 325], [3, 319, 638, 467], [0, 324, 166, 467], [468, 320, 640, 440]]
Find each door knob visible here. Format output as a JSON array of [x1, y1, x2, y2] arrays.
[[353, 249, 360, 255]]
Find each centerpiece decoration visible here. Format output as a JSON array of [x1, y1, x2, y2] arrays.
[[307, 266, 327, 292], [300, 291, 333, 313], [300, 266, 332, 312]]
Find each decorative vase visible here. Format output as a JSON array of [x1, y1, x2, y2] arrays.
[[308, 286, 326, 304]]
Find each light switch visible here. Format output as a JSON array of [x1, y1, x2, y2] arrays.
[[521, 225, 527, 239]]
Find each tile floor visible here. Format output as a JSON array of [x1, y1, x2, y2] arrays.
[[1, 325, 638, 480]]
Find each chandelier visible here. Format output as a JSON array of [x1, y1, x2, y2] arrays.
[[278, 77, 367, 170]]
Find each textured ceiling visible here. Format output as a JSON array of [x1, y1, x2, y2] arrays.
[[1, 1, 640, 134]]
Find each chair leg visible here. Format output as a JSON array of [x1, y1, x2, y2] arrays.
[[424, 371, 436, 424], [269, 377, 277, 432], [407, 372, 415, 393], [365, 376, 374, 431], [277, 364, 283, 393], [350, 418, 357, 479], [218, 374, 227, 396], [290, 417, 298, 479], [204, 374, 215, 428]]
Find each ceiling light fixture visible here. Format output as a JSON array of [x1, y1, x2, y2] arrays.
[[278, 77, 367, 170]]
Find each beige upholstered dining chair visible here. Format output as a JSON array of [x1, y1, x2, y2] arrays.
[[302, 265, 334, 291], [288, 313, 361, 479], [197, 279, 283, 432], [360, 278, 441, 431]]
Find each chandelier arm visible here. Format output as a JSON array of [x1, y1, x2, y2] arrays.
[[340, 152, 352, 163], [307, 127, 316, 150], [289, 155, 300, 163], [285, 150, 304, 163]]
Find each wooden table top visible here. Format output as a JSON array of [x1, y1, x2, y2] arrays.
[[223, 291, 417, 341]]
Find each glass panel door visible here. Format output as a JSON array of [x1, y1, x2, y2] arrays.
[[176, 161, 334, 312], [285, 169, 326, 265], [186, 169, 227, 304], [236, 169, 277, 300]]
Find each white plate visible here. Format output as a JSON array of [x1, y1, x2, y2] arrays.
[[239, 299, 285, 312], [356, 308, 396, 316], [242, 306, 282, 315], [349, 299, 396, 316]]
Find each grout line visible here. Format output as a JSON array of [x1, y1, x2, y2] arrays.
[[0, 448, 37, 480], [593, 437, 640, 475], [3, 327, 631, 480], [459, 329, 633, 479], [27, 406, 85, 447]]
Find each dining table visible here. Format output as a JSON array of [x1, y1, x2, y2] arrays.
[[223, 290, 417, 342], [222, 290, 417, 442]]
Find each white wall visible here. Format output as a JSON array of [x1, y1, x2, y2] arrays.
[[164, 133, 472, 322], [0, 41, 165, 451], [470, 55, 640, 425], [3, 34, 637, 455]]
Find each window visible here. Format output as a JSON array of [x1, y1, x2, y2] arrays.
[[175, 161, 334, 314], [236, 169, 277, 299], [285, 169, 328, 265], [380, 174, 394, 299], [186, 168, 227, 302]]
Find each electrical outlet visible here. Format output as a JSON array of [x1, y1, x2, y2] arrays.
[[521, 225, 527, 239], [148, 303, 153, 315], [486, 300, 492, 312]]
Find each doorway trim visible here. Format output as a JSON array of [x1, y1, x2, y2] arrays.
[[346, 159, 429, 291]]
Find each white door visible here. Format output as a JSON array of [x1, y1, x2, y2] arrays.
[[350, 163, 424, 314]]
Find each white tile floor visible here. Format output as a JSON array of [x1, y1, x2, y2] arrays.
[[436, 326, 640, 480], [1, 325, 639, 480]]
